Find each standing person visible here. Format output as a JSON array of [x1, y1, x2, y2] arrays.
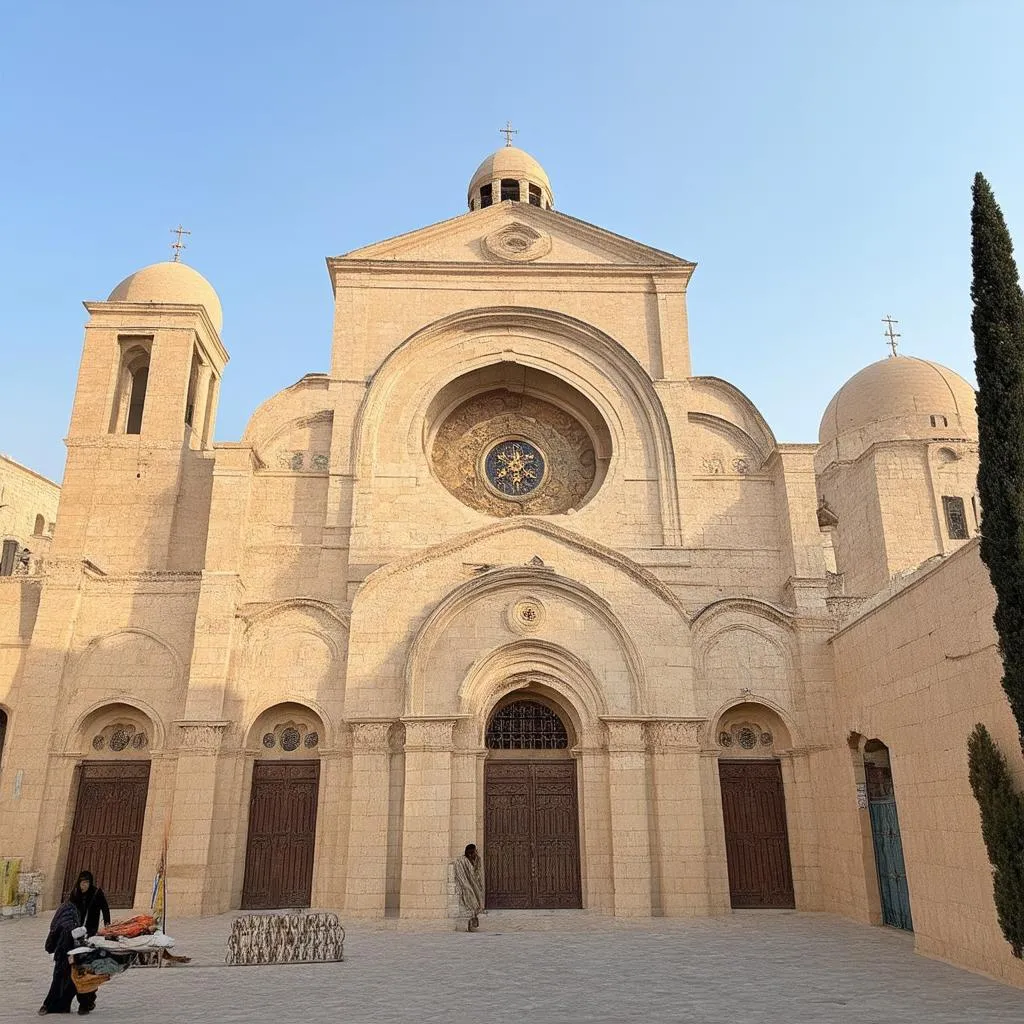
[[38, 897, 85, 1015], [452, 843, 484, 932], [69, 871, 111, 938]]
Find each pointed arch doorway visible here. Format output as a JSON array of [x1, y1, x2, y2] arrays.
[[483, 694, 582, 909]]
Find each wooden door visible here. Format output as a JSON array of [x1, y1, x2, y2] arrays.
[[484, 760, 581, 909], [718, 760, 795, 909], [63, 761, 150, 908], [241, 760, 320, 910], [866, 764, 913, 931]]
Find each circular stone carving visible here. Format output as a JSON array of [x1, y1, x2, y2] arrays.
[[719, 731, 733, 748], [482, 223, 552, 263], [431, 390, 598, 517], [738, 727, 757, 750], [280, 727, 301, 752], [109, 728, 130, 752], [92, 735, 106, 751], [508, 598, 545, 634], [760, 731, 773, 747], [483, 439, 547, 498], [304, 731, 319, 749], [131, 731, 148, 750], [262, 733, 276, 749]]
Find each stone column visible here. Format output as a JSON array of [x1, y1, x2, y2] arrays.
[[344, 721, 394, 917], [647, 720, 707, 915], [399, 718, 457, 919], [604, 718, 653, 917], [165, 720, 229, 915]]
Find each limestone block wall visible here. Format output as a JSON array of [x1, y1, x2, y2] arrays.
[[823, 540, 1024, 986], [0, 455, 59, 559]]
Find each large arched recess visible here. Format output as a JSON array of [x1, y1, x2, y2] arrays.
[[343, 518, 694, 721], [348, 307, 681, 546]]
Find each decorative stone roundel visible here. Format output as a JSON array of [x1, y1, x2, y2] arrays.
[[482, 223, 552, 263], [91, 722, 149, 754], [508, 598, 545, 634], [431, 390, 597, 517], [261, 720, 320, 752], [718, 721, 774, 752]]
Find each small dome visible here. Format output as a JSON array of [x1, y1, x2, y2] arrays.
[[467, 146, 554, 211], [107, 261, 223, 333], [818, 355, 977, 449]]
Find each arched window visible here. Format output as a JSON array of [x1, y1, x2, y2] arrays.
[[33, 514, 45, 535], [486, 700, 569, 750], [528, 184, 542, 207], [0, 708, 7, 765], [479, 183, 493, 208], [126, 364, 149, 434], [500, 179, 520, 202]]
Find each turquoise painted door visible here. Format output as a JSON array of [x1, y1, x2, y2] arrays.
[[866, 765, 913, 931]]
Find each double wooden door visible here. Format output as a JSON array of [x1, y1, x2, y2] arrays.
[[63, 761, 150, 908], [718, 760, 795, 909], [241, 760, 320, 910], [484, 760, 582, 909]]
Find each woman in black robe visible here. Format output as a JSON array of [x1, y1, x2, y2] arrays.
[[69, 871, 111, 937], [39, 898, 83, 1014]]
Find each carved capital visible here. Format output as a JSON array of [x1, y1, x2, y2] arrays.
[[349, 721, 394, 754], [402, 718, 458, 752], [646, 719, 705, 752], [602, 718, 647, 753], [175, 720, 229, 752]]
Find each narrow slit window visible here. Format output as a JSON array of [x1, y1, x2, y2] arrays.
[[942, 495, 969, 539], [528, 184, 542, 207], [0, 708, 7, 765], [185, 351, 201, 428], [500, 179, 520, 202], [126, 365, 149, 434], [479, 183, 492, 208], [930, 414, 948, 428]]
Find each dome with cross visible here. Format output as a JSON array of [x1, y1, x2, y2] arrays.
[[107, 260, 223, 333], [467, 126, 554, 211]]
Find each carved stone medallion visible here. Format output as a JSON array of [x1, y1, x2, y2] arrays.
[[431, 390, 598, 517], [482, 223, 552, 263]]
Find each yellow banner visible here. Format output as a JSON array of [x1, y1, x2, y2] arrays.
[[0, 858, 21, 907]]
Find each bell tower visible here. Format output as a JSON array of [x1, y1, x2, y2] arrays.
[[53, 260, 228, 572]]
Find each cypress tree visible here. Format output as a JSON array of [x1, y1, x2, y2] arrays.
[[968, 725, 1024, 957], [972, 172, 1024, 731], [969, 174, 1024, 957]]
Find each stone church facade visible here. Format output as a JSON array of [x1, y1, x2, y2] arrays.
[[1, 143, 1022, 984]]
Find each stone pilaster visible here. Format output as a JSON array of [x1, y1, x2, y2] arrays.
[[646, 719, 707, 915], [604, 718, 652, 917], [165, 720, 229, 915], [344, 721, 394, 916], [399, 718, 457, 918]]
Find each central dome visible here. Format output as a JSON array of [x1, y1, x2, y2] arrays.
[[467, 146, 554, 211]]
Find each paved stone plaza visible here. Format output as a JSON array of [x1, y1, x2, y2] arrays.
[[2, 911, 1022, 1023]]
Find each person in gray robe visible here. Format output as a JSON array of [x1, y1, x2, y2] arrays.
[[452, 843, 484, 931]]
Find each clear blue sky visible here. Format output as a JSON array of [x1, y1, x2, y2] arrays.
[[3, 1, 1023, 483]]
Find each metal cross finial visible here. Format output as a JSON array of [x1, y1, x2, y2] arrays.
[[500, 120, 517, 147], [170, 224, 191, 262], [882, 315, 901, 357]]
